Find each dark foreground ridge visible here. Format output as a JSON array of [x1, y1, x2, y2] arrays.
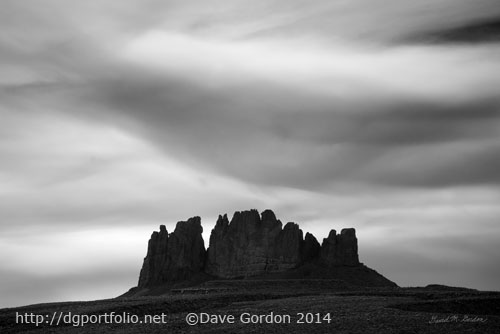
[[133, 209, 396, 294], [4, 285, 500, 333]]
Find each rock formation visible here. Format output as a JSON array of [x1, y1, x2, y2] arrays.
[[205, 209, 306, 278], [138, 217, 205, 287], [320, 228, 359, 266], [302, 232, 321, 262], [137, 209, 385, 289]]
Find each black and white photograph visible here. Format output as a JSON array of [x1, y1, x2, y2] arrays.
[[1, 0, 500, 333]]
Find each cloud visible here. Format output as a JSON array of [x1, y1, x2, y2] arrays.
[[403, 17, 500, 45], [4, 25, 500, 197], [0, 268, 137, 308], [75, 34, 500, 190], [0, 109, 267, 235], [0, 226, 149, 307]]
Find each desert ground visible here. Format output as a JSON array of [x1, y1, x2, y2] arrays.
[[1, 280, 499, 334]]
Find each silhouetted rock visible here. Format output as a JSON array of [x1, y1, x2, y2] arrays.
[[320, 228, 360, 266], [320, 229, 338, 265], [137, 209, 388, 290], [165, 217, 206, 281], [275, 222, 303, 268], [337, 228, 359, 266], [204, 214, 230, 277], [205, 209, 285, 278], [138, 225, 169, 287], [138, 217, 205, 287], [302, 232, 320, 262]]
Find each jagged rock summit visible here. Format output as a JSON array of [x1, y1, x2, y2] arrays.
[[138, 217, 205, 287], [136, 209, 396, 290], [204, 209, 358, 278]]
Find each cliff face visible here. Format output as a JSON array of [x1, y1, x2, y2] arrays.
[[205, 209, 307, 278], [138, 217, 205, 288], [320, 228, 359, 266], [138, 209, 362, 287]]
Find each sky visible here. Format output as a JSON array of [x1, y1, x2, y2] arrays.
[[1, 0, 500, 308]]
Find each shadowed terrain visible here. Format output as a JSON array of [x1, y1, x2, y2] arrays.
[[1, 283, 499, 333]]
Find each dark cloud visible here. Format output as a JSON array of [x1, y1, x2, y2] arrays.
[[270, 98, 500, 146], [404, 17, 500, 45], [225, 0, 500, 45], [67, 70, 500, 191], [361, 143, 500, 188]]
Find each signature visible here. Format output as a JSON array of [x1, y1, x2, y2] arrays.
[[429, 315, 488, 324]]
